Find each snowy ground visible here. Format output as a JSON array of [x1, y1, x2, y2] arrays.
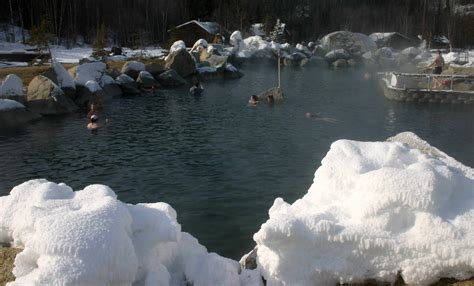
[[0, 132, 473, 286]]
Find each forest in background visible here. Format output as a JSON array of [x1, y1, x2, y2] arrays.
[[1, 0, 473, 48]]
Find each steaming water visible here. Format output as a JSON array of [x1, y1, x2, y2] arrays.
[[1, 62, 473, 259]]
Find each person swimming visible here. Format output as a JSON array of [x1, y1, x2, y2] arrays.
[[87, 114, 100, 130], [190, 81, 204, 96], [305, 112, 339, 123], [248, 95, 259, 105]]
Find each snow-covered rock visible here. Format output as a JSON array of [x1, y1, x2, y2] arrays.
[[190, 39, 208, 53], [85, 80, 101, 93], [169, 40, 186, 55], [0, 179, 242, 285], [0, 74, 24, 98], [230, 31, 243, 47], [74, 62, 115, 87], [236, 36, 273, 58], [321, 31, 376, 55], [253, 132, 474, 285]]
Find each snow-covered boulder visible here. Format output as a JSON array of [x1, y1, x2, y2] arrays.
[[190, 39, 208, 53], [229, 31, 243, 48], [0, 99, 40, 128], [0, 179, 242, 285], [169, 40, 186, 54], [165, 49, 197, 78], [116, 74, 140, 94], [321, 31, 376, 55], [283, 52, 309, 67], [252, 132, 474, 285], [156, 69, 187, 87], [26, 75, 78, 115], [295, 43, 312, 58], [136, 71, 159, 89], [42, 63, 76, 98], [71, 62, 121, 105], [0, 74, 24, 99], [121, 61, 146, 80], [237, 36, 273, 58]]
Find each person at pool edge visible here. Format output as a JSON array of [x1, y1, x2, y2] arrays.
[[430, 50, 444, 75]]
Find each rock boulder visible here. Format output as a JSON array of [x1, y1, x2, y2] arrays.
[[165, 49, 197, 78], [26, 75, 78, 115], [157, 70, 187, 87]]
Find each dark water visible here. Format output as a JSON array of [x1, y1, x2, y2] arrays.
[[1, 63, 474, 259]]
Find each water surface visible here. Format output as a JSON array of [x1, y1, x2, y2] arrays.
[[1, 63, 473, 259]]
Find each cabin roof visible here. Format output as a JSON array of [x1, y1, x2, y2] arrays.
[[174, 20, 220, 35]]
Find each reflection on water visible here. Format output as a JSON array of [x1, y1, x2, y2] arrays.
[[1, 64, 473, 259]]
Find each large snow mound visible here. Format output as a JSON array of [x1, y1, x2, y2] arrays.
[[0, 180, 243, 286], [236, 36, 273, 58], [254, 132, 474, 285]]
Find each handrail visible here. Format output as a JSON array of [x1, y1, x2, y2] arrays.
[[378, 72, 474, 79]]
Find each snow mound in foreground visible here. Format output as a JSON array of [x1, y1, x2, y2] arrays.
[[0, 180, 242, 286], [0, 74, 24, 97], [254, 132, 474, 285]]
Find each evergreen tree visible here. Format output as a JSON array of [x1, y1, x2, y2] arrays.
[[27, 17, 52, 55], [92, 23, 108, 59]]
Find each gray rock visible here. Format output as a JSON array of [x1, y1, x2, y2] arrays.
[[121, 61, 145, 80], [145, 63, 166, 78], [26, 75, 78, 115], [325, 49, 350, 63], [136, 71, 159, 89], [347, 58, 359, 67], [0, 99, 41, 128], [116, 74, 140, 94], [165, 49, 197, 78], [375, 47, 394, 59], [332, 59, 348, 68], [321, 31, 376, 55], [157, 70, 187, 87], [312, 45, 328, 57], [42, 63, 76, 98]]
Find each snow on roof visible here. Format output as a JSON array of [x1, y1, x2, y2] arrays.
[[0, 98, 25, 110], [254, 132, 474, 285], [174, 20, 220, 34]]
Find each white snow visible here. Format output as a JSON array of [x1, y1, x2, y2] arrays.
[[253, 132, 474, 285], [0, 74, 23, 97], [0, 179, 243, 286], [52, 63, 75, 89], [50, 47, 93, 63], [74, 62, 114, 87], [236, 36, 273, 58], [0, 98, 25, 110], [190, 39, 208, 53]]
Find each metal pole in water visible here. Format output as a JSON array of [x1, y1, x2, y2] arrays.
[[278, 50, 281, 89]]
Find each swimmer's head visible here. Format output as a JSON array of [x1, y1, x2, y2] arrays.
[[90, 114, 99, 123]]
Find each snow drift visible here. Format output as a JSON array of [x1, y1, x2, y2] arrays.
[[0, 180, 242, 286], [254, 132, 474, 285]]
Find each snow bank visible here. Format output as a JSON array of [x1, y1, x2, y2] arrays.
[[0, 179, 242, 286], [230, 31, 243, 47], [74, 62, 114, 87], [0, 74, 23, 97], [0, 99, 25, 110], [254, 132, 474, 285], [50, 47, 93, 63]]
